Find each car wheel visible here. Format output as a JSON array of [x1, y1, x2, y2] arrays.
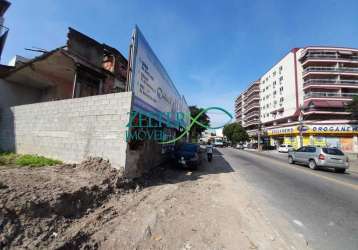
[[335, 168, 346, 173], [308, 160, 317, 170], [288, 156, 294, 164]]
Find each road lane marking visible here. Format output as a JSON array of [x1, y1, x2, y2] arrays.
[[293, 220, 304, 228], [227, 149, 358, 191]]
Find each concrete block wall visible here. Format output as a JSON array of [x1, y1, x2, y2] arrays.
[[0, 92, 132, 169]]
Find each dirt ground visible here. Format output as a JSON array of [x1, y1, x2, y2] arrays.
[[0, 156, 307, 250]]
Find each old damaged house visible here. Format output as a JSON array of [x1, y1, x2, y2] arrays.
[[0, 27, 164, 177], [0, 27, 128, 107]]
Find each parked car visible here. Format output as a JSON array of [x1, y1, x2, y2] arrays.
[[288, 146, 349, 173], [247, 143, 258, 149], [236, 144, 244, 150], [173, 143, 202, 170], [278, 144, 293, 153]]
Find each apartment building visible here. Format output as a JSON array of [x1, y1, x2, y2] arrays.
[[235, 80, 260, 137], [234, 93, 243, 123], [235, 46, 358, 153]]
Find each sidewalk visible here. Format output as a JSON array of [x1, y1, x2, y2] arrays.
[[244, 148, 358, 174]]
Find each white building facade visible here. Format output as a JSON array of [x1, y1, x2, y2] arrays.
[[235, 46, 358, 154]]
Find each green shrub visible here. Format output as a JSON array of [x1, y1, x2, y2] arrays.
[[15, 155, 62, 167]]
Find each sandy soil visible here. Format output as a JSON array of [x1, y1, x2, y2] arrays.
[[0, 156, 307, 250]]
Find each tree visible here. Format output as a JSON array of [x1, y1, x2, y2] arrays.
[[223, 122, 249, 145], [346, 96, 358, 119], [189, 106, 210, 141]]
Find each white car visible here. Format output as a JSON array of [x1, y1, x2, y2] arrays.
[[278, 144, 293, 153]]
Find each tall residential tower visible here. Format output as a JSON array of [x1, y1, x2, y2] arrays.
[[235, 46, 358, 153]]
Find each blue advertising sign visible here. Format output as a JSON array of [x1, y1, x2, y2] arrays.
[[129, 26, 189, 128]]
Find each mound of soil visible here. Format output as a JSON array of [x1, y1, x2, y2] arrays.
[[0, 157, 131, 249]]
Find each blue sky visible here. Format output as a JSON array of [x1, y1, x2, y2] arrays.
[[2, 0, 358, 126]]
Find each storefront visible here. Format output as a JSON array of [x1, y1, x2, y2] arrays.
[[265, 124, 358, 153]]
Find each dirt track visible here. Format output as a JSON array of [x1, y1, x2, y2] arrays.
[[1, 156, 307, 249]]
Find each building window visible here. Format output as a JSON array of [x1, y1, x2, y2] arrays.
[[273, 90, 277, 95], [279, 76, 283, 81], [279, 86, 283, 92]]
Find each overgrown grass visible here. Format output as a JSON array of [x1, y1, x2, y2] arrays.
[[0, 152, 17, 165], [0, 152, 62, 167]]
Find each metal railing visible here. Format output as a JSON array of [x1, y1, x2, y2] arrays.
[[303, 66, 358, 74], [304, 92, 358, 99], [245, 96, 260, 105], [244, 119, 260, 126], [302, 54, 358, 61], [244, 88, 260, 98], [244, 104, 260, 113], [303, 79, 358, 86], [244, 112, 260, 120]]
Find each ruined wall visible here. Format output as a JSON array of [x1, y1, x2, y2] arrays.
[[125, 140, 167, 178], [0, 79, 41, 109], [0, 92, 132, 169]]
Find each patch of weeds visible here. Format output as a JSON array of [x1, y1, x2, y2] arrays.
[[0, 152, 18, 165], [15, 155, 62, 167]]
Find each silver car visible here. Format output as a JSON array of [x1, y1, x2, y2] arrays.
[[288, 146, 349, 173]]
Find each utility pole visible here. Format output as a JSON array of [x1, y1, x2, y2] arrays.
[[298, 105, 304, 148], [257, 122, 261, 151]]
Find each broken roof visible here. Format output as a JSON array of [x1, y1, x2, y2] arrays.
[[1, 27, 128, 89]]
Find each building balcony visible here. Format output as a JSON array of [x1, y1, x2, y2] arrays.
[[244, 119, 260, 127], [244, 104, 260, 113], [304, 92, 358, 100], [235, 104, 242, 110], [235, 105, 242, 111], [300, 53, 358, 63], [244, 88, 260, 99], [245, 96, 260, 105], [244, 111, 260, 120], [303, 66, 358, 76], [303, 79, 358, 88], [235, 96, 242, 103]]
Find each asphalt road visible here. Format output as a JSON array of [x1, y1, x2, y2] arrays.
[[218, 147, 358, 250]]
